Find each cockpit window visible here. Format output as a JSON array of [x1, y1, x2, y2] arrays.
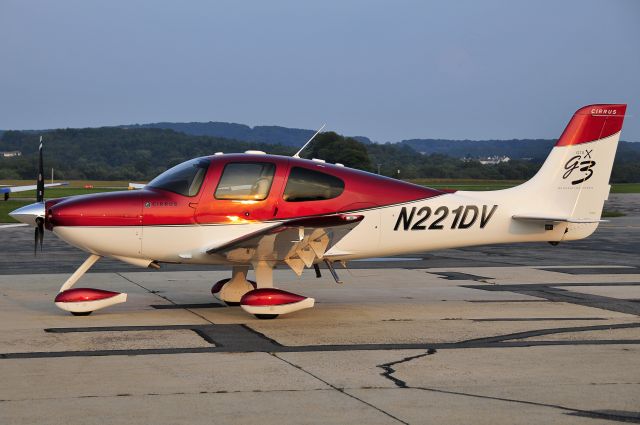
[[148, 158, 210, 197], [214, 162, 276, 200], [283, 167, 344, 202]]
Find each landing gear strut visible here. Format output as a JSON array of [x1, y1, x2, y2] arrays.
[[211, 266, 256, 305], [54, 254, 127, 315]]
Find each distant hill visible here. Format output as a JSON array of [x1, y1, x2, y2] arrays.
[[401, 139, 556, 160], [124, 122, 372, 147], [121, 122, 640, 161], [400, 138, 640, 162]]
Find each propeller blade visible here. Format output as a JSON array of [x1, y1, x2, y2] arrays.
[[38, 219, 44, 251], [34, 217, 44, 254], [36, 136, 44, 203]]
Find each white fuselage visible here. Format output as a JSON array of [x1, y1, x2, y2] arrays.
[[51, 191, 572, 265]]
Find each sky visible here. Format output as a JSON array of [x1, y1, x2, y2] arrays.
[[1, 0, 639, 142]]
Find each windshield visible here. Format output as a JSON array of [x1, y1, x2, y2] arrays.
[[148, 158, 210, 197]]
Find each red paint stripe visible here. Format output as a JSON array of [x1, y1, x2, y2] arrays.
[[556, 104, 626, 146], [241, 288, 307, 306], [55, 288, 121, 303]]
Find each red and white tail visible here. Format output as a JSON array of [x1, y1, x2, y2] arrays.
[[513, 104, 627, 240]]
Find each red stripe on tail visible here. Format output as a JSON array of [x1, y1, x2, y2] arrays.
[[556, 104, 627, 146]]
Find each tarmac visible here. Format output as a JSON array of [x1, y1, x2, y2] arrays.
[[1, 194, 639, 424]]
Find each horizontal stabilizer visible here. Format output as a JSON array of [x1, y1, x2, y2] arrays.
[[512, 215, 606, 224]]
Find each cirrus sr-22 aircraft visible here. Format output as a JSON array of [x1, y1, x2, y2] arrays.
[[8, 104, 627, 319]]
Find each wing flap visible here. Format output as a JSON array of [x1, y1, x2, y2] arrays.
[[207, 214, 364, 274]]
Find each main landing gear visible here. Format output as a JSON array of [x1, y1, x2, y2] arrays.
[[211, 266, 256, 306], [212, 261, 315, 319], [55, 257, 316, 319], [54, 254, 127, 316]]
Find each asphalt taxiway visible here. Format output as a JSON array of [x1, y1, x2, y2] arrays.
[[0, 195, 639, 424]]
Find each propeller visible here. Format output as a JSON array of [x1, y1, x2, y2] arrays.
[[35, 136, 45, 254]]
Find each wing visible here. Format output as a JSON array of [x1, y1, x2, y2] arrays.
[[1, 182, 68, 199], [207, 214, 364, 275]]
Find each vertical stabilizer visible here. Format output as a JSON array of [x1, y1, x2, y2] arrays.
[[512, 104, 626, 240]]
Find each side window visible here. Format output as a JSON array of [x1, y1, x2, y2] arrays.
[[283, 167, 345, 202], [214, 162, 276, 200]]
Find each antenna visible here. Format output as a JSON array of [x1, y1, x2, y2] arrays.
[[293, 124, 325, 158]]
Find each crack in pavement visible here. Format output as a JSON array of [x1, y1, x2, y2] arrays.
[[377, 349, 437, 388], [0, 387, 337, 403], [376, 345, 640, 424], [272, 353, 410, 425], [377, 354, 640, 423]]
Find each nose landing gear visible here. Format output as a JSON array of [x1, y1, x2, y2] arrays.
[[55, 288, 127, 315], [54, 254, 127, 315]]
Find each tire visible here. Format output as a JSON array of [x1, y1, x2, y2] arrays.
[[71, 311, 92, 316], [254, 314, 278, 320]]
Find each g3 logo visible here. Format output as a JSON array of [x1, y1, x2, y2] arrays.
[[563, 149, 595, 185]]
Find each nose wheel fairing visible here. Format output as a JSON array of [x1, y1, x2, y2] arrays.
[[53, 254, 128, 315], [55, 288, 127, 314]]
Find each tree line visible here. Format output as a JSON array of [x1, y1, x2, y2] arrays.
[[0, 127, 638, 182]]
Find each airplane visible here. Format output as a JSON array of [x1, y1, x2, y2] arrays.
[[0, 142, 69, 201], [0, 138, 67, 233], [8, 104, 627, 319], [1, 182, 68, 202], [1, 137, 67, 202]]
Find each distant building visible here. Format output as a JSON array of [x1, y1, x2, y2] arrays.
[[461, 155, 511, 164], [479, 156, 510, 165], [1, 151, 22, 158]]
